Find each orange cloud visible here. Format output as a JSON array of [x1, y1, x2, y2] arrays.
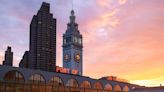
[[101, 9, 120, 28], [0, 51, 4, 65], [118, 0, 127, 5]]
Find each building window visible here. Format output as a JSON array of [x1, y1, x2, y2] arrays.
[[64, 38, 66, 44], [37, 54, 41, 57], [66, 78, 78, 87], [38, 21, 42, 24], [29, 74, 45, 83], [66, 37, 71, 43], [50, 76, 63, 86], [93, 82, 103, 89], [114, 85, 121, 92], [80, 80, 91, 88], [4, 70, 25, 82], [104, 83, 113, 91]]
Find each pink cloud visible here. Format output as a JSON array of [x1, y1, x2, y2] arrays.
[[80, 0, 164, 86], [118, 0, 127, 5]]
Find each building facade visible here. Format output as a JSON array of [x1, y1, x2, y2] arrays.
[[29, 2, 56, 71], [0, 65, 138, 92], [63, 10, 83, 75], [3, 46, 13, 66], [19, 51, 29, 68]]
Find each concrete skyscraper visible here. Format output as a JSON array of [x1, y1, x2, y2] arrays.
[[3, 46, 13, 66], [29, 2, 56, 71], [63, 10, 83, 75], [19, 51, 29, 68]]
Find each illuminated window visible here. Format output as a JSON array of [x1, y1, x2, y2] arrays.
[[80, 81, 91, 88], [38, 21, 42, 24], [123, 86, 129, 92], [50, 76, 63, 86], [4, 70, 24, 82], [93, 82, 103, 89], [104, 84, 113, 91], [64, 38, 66, 44], [66, 78, 78, 87], [114, 85, 121, 92], [79, 38, 82, 44], [29, 74, 45, 83]]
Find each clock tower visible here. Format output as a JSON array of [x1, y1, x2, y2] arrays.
[[63, 10, 83, 75]]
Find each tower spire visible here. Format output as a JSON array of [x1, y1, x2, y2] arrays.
[[70, 10, 75, 24], [70, 0, 75, 24], [72, 0, 74, 10]]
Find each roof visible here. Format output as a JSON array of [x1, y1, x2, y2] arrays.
[[133, 86, 164, 91]]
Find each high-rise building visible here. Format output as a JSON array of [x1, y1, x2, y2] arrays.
[[29, 2, 56, 71], [19, 51, 29, 68], [63, 10, 83, 75], [3, 46, 13, 66]]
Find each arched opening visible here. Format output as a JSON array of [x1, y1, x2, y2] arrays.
[[93, 82, 103, 89], [3, 70, 25, 92], [4, 70, 25, 82], [66, 78, 78, 87], [114, 85, 121, 92], [123, 86, 129, 92], [80, 80, 91, 88], [29, 74, 46, 92], [104, 83, 113, 91], [29, 73, 45, 83], [50, 76, 63, 86]]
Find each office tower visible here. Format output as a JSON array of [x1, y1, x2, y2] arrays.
[[3, 46, 13, 66], [29, 2, 56, 71]]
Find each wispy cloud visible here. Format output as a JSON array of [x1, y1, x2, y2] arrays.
[[118, 0, 127, 5]]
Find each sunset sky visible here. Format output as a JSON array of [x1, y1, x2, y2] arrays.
[[0, 0, 164, 87]]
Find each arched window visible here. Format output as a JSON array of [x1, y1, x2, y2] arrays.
[[29, 74, 45, 83], [123, 86, 129, 92], [50, 76, 63, 86], [80, 80, 91, 88], [93, 82, 103, 89], [66, 78, 78, 87], [114, 85, 121, 92], [104, 83, 113, 91], [4, 70, 24, 82]]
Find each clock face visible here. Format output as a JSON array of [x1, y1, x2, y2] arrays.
[[64, 54, 69, 61], [74, 53, 81, 62]]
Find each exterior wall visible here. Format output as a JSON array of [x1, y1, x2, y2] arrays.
[[0, 65, 136, 91], [63, 46, 83, 75]]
